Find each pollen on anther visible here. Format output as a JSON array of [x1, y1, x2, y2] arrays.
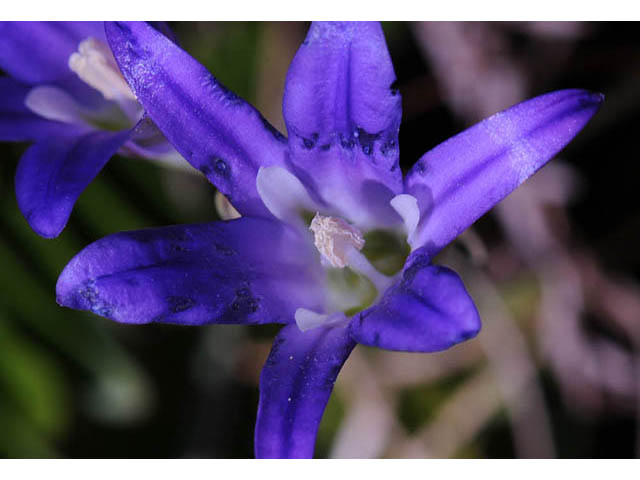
[[309, 213, 365, 268]]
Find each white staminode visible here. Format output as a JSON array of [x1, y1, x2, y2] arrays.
[[309, 214, 365, 268], [390, 193, 420, 249], [69, 37, 137, 103], [25, 86, 94, 126]]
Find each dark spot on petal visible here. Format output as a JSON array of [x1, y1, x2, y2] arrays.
[[320, 143, 331, 151], [390, 80, 399, 96], [231, 296, 259, 314], [214, 243, 235, 256], [200, 157, 231, 178], [356, 128, 380, 156], [78, 281, 113, 318], [168, 296, 195, 313], [236, 287, 251, 297], [381, 138, 397, 157], [114, 22, 132, 35], [214, 158, 229, 176], [301, 132, 319, 150], [171, 243, 189, 253], [340, 134, 355, 150]]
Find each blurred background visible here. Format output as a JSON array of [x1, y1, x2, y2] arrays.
[[0, 21, 638, 458]]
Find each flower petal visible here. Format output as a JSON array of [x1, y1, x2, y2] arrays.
[[405, 89, 603, 256], [15, 127, 131, 238], [56, 219, 324, 325], [105, 21, 288, 217], [350, 249, 481, 352], [255, 323, 355, 458], [283, 21, 401, 162], [283, 21, 403, 229], [0, 21, 106, 84]]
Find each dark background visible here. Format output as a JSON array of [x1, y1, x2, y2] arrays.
[[0, 22, 638, 458]]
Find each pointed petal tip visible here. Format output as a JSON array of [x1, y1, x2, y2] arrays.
[[576, 89, 605, 110], [32, 223, 64, 240], [22, 208, 66, 239], [455, 313, 482, 345]]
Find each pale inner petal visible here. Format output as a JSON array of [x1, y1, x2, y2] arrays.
[[256, 166, 317, 225], [390, 193, 420, 249], [25, 86, 94, 126]]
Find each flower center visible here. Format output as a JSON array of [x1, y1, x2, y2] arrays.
[[296, 213, 397, 331], [69, 37, 137, 104]]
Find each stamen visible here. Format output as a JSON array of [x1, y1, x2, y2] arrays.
[[309, 213, 364, 268], [69, 37, 137, 103], [344, 247, 394, 294]]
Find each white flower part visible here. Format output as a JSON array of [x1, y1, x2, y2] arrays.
[[25, 86, 94, 126], [295, 308, 347, 332], [69, 37, 137, 103], [309, 214, 365, 268], [214, 191, 241, 220], [390, 193, 420, 249], [344, 247, 394, 294], [256, 166, 317, 225]]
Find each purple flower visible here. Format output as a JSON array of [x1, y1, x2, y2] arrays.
[[55, 21, 602, 458], [0, 21, 182, 238]]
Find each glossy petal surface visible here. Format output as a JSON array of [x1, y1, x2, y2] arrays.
[[105, 21, 288, 217], [283, 21, 403, 229], [350, 249, 481, 352], [255, 323, 355, 458], [57, 219, 324, 325], [406, 89, 603, 256], [15, 127, 131, 238]]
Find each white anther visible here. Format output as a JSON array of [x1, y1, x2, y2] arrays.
[[309, 213, 364, 268], [69, 37, 137, 103]]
